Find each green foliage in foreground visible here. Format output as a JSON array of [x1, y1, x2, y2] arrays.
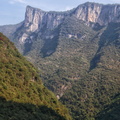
[[0, 33, 71, 120], [0, 96, 66, 120]]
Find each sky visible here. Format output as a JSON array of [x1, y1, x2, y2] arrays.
[[0, 0, 120, 25]]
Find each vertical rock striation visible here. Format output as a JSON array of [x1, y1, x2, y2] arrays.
[[24, 2, 120, 32], [24, 6, 68, 32], [0, 2, 120, 48], [74, 2, 120, 26]]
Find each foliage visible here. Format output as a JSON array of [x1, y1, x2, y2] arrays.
[[96, 94, 120, 120], [0, 96, 66, 120], [24, 22, 120, 120], [60, 22, 120, 120], [61, 69, 120, 120], [0, 33, 71, 120]]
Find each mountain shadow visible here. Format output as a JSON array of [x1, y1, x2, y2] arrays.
[[40, 35, 59, 58], [96, 94, 120, 120], [89, 22, 120, 70], [40, 26, 60, 58], [0, 96, 66, 120]]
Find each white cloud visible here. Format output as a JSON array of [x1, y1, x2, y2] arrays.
[[9, 0, 27, 4], [65, 6, 74, 11], [15, 0, 25, 3]]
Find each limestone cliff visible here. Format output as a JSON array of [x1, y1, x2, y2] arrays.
[[0, 2, 120, 50], [24, 6, 69, 32], [24, 2, 120, 32], [19, 2, 120, 44], [74, 2, 120, 25]]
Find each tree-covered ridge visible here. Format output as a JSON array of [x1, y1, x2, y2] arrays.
[[60, 22, 120, 120], [61, 69, 120, 120], [97, 94, 120, 120], [0, 96, 67, 120], [0, 33, 71, 120]]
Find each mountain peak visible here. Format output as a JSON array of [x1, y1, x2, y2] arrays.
[[26, 5, 44, 12], [24, 5, 46, 32], [24, 5, 67, 32], [83, 1, 102, 5], [24, 2, 120, 31], [74, 2, 120, 25], [12, 2, 120, 45]]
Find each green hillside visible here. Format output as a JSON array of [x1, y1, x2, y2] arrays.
[[96, 93, 120, 120], [23, 21, 120, 120], [0, 33, 71, 120], [60, 22, 120, 120]]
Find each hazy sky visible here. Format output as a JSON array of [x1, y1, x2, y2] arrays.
[[0, 0, 120, 25]]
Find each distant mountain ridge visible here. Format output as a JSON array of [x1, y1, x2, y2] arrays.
[[0, 32, 71, 120], [0, 2, 120, 52]]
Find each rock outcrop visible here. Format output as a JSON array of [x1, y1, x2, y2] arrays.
[[24, 2, 120, 33], [0, 2, 120, 46], [18, 2, 120, 44], [74, 2, 120, 25], [24, 6, 69, 32]]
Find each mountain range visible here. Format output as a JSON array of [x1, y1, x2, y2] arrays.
[[0, 2, 120, 120]]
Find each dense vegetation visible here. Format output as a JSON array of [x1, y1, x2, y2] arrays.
[[0, 33, 71, 120], [96, 94, 120, 120], [61, 22, 120, 119], [61, 69, 120, 120], [23, 21, 120, 120]]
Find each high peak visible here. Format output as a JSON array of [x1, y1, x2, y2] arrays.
[[83, 2, 103, 5], [26, 5, 45, 12], [26, 2, 118, 13], [82, 2, 119, 6], [23, 2, 120, 33]]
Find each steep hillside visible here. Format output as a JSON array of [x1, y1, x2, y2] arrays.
[[0, 33, 71, 120], [96, 94, 120, 120], [0, 22, 23, 39], [61, 22, 120, 120]]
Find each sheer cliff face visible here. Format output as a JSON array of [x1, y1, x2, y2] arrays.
[[0, 2, 120, 46], [74, 3, 120, 25], [16, 3, 120, 45], [20, 6, 68, 45], [74, 3, 103, 23], [98, 5, 120, 25], [24, 3, 120, 33], [24, 6, 67, 32]]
